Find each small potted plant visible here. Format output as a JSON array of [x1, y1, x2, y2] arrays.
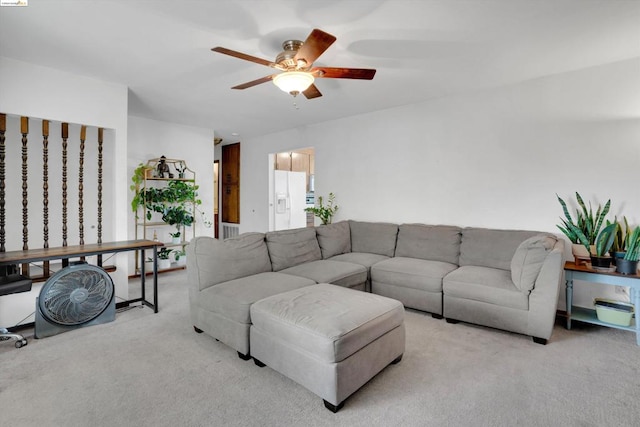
[[144, 257, 154, 272], [616, 226, 640, 275], [157, 248, 173, 270], [169, 230, 181, 244], [305, 192, 339, 225], [173, 249, 187, 267]]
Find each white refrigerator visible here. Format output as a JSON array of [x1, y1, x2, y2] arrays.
[[274, 170, 307, 230]]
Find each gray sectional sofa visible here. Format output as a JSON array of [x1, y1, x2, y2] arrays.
[[187, 220, 564, 359]]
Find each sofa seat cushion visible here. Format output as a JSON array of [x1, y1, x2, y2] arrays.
[[197, 272, 316, 324], [280, 260, 367, 289], [443, 266, 528, 310], [250, 283, 404, 363], [371, 257, 458, 292], [330, 252, 390, 275]]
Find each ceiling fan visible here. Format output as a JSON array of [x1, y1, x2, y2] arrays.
[[212, 29, 376, 99]]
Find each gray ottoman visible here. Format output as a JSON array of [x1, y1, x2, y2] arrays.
[[249, 283, 405, 412]]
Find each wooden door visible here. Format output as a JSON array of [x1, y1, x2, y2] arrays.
[[221, 143, 240, 224]]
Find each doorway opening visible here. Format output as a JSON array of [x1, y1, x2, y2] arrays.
[[268, 148, 315, 231]]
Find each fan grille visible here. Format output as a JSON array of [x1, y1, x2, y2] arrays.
[[39, 265, 114, 326]]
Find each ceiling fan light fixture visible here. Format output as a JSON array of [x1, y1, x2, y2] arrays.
[[273, 71, 314, 96]]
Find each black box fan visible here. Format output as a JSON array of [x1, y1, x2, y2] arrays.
[[35, 262, 115, 339]]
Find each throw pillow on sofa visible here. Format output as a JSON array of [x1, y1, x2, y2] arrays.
[[266, 227, 322, 271], [316, 221, 351, 259], [510, 235, 558, 292]]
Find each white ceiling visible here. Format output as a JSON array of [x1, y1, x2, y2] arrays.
[[1, 0, 639, 143]]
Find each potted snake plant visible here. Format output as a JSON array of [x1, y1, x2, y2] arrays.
[[616, 226, 640, 275], [580, 222, 616, 269], [556, 192, 611, 263], [610, 217, 629, 265]]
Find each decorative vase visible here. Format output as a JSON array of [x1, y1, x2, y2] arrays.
[[615, 258, 638, 275], [590, 255, 612, 270]]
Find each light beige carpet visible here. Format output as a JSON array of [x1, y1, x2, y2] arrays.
[[1, 270, 638, 426]]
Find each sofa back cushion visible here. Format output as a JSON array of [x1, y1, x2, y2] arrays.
[[349, 221, 399, 257], [316, 221, 351, 259], [459, 228, 541, 270], [266, 227, 322, 271], [188, 233, 272, 290], [395, 224, 461, 264], [511, 235, 558, 292]]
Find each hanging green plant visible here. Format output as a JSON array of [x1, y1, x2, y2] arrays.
[[130, 163, 152, 215]]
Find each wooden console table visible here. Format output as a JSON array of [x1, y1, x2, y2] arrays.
[[0, 240, 163, 313], [564, 261, 639, 346]]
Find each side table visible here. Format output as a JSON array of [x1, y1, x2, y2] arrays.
[[564, 261, 639, 346]]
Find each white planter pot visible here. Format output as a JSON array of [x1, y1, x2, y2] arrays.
[[158, 259, 171, 270], [171, 237, 181, 244], [572, 243, 595, 263]]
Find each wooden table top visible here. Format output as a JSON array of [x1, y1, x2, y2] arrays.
[[564, 261, 639, 279], [0, 240, 163, 264]]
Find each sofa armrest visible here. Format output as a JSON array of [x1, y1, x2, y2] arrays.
[[526, 239, 565, 339], [186, 234, 272, 293], [186, 240, 215, 292]]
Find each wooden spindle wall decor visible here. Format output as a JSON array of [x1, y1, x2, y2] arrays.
[[97, 128, 103, 244], [61, 122, 68, 247], [21, 117, 29, 275], [78, 125, 86, 246], [0, 114, 6, 253], [42, 119, 50, 276], [0, 116, 113, 279]]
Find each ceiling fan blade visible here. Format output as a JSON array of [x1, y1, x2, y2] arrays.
[[294, 29, 336, 67], [212, 47, 280, 69], [302, 84, 322, 99], [231, 75, 276, 90], [312, 67, 377, 80]]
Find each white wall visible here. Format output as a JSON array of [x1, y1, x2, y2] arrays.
[[238, 58, 640, 309], [0, 56, 128, 326], [127, 116, 215, 266]]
